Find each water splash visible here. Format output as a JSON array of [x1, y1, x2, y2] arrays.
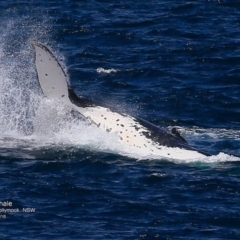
[[0, 5, 52, 136]]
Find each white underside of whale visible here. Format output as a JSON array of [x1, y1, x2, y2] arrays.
[[74, 105, 205, 160]]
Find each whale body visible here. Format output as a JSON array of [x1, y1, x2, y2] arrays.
[[31, 41, 210, 160]]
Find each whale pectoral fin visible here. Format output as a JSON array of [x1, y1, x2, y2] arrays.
[[31, 41, 71, 105], [31, 41, 97, 110], [171, 127, 188, 144]]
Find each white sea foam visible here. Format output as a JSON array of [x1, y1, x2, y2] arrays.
[[96, 68, 118, 73]]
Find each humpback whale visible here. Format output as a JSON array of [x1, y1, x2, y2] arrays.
[[31, 41, 210, 160]]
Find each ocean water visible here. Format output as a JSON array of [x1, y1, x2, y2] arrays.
[[0, 1, 240, 239]]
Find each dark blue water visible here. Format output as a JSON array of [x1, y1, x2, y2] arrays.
[[0, 1, 240, 239]]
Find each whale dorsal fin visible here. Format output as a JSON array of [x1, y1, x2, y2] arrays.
[[31, 41, 71, 105], [171, 127, 188, 144]]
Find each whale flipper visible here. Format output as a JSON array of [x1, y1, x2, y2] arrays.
[[31, 41, 71, 105]]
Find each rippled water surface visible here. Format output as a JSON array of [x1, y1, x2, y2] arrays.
[[0, 1, 240, 239]]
